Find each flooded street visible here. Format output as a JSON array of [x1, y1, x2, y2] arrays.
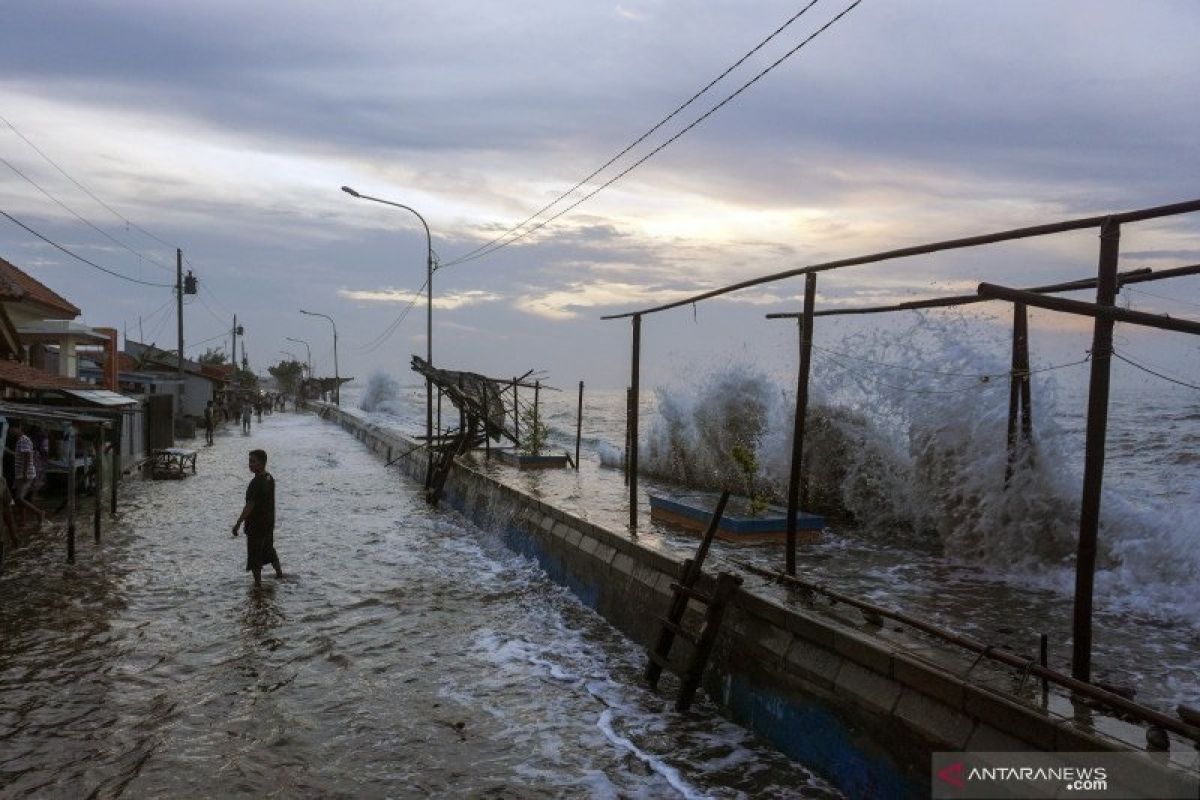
[[0, 411, 836, 799]]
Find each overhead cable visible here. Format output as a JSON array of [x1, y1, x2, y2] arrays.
[[0, 155, 173, 273], [442, 0, 864, 268], [0, 209, 174, 288], [446, 0, 824, 266], [0, 113, 176, 250]]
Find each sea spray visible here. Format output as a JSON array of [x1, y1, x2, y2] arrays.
[[633, 312, 1200, 626]]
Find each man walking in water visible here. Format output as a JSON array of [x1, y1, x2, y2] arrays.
[[203, 400, 215, 446], [231, 448, 283, 586], [241, 403, 252, 434]]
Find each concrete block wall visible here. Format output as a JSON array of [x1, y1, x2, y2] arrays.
[[312, 404, 1191, 799]]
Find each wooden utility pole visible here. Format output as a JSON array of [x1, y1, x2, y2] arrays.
[[629, 315, 642, 533], [785, 273, 817, 575], [176, 248, 184, 416]]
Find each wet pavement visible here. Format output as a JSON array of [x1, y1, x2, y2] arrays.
[[0, 410, 837, 799]]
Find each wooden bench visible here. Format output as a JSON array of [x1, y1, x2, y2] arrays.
[[151, 448, 197, 479]]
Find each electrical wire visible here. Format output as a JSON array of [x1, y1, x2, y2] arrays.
[[442, 0, 864, 268], [1112, 350, 1200, 391], [0, 112, 176, 250], [0, 208, 174, 287], [815, 352, 1003, 396], [1125, 285, 1200, 313], [447, 0, 824, 265], [0, 155, 173, 273], [354, 277, 430, 354]]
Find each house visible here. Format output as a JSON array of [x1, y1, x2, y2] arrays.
[[123, 339, 227, 419]]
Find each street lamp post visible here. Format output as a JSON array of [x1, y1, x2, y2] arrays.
[[300, 309, 339, 405], [285, 336, 313, 377], [341, 185, 435, 492]]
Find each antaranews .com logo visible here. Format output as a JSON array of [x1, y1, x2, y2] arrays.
[[931, 752, 1198, 799]]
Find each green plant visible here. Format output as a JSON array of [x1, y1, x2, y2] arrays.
[[731, 442, 769, 516], [520, 403, 550, 456]]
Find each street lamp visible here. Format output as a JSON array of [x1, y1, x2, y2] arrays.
[[300, 309, 339, 405], [285, 336, 312, 377], [341, 184, 435, 490]]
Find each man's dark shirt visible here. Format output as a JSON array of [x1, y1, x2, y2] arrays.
[[245, 472, 275, 534]]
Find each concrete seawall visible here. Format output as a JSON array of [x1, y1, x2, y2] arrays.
[[312, 403, 1196, 799]]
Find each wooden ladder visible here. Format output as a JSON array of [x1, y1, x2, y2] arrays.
[[644, 490, 743, 712]]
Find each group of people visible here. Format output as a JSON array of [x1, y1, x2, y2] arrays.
[[1, 422, 49, 550], [203, 394, 289, 445]]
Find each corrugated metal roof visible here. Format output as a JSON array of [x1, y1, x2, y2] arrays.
[[61, 389, 138, 407]]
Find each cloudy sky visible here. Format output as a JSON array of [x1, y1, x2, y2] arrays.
[[1, 1, 1198, 389]]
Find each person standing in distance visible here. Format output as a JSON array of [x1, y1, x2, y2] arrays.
[[231, 448, 283, 586], [203, 400, 215, 446]]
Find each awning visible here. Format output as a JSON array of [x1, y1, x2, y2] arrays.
[[61, 389, 139, 407]]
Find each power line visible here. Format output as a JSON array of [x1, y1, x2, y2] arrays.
[[0, 208, 174, 287], [0, 155, 173, 273], [1125, 286, 1200, 314], [442, 0, 864, 268], [0, 112, 176, 250], [447, 0, 824, 265], [354, 276, 430, 354], [1112, 349, 1200, 391]]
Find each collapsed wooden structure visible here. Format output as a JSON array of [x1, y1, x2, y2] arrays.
[[410, 356, 526, 503]]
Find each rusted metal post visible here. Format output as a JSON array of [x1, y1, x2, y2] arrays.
[[575, 381, 583, 471], [785, 273, 817, 576], [93, 426, 103, 543], [65, 425, 76, 564], [629, 315, 642, 533], [1073, 218, 1121, 683]]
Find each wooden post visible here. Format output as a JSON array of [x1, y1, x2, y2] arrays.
[[624, 387, 631, 486], [436, 386, 442, 443], [629, 315, 642, 533], [575, 381, 584, 471], [1073, 218, 1121, 683], [785, 273, 817, 576], [110, 414, 122, 515], [1005, 301, 1033, 486], [512, 378, 520, 445], [533, 380, 541, 454], [1040, 633, 1049, 701], [66, 425, 77, 564], [93, 426, 103, 543]]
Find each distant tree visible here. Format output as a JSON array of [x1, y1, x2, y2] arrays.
[[198, 347, 228, 365], [268, 360, 305, 395], [234, 367, 259, 391]]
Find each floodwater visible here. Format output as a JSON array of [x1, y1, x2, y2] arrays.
[[0, 411, 838, 799]]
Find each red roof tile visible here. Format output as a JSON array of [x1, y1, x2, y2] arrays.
[[0, 359, 95, 391], [0, 256, 81, 318]]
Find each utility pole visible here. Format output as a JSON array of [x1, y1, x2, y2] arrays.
[[176, 248, 184, 415], [231, 314, 238, 369]]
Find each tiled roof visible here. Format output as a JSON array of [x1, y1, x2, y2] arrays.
[[0, 359, 95, 391], [0, 256, 81, 318]]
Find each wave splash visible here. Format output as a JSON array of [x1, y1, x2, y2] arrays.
[[636, 315, 1200, 624]]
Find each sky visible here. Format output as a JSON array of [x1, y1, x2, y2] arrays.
[[1, 0, 1198, 391]]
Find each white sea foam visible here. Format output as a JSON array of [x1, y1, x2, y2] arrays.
[[635, 314, 1200, 627]]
